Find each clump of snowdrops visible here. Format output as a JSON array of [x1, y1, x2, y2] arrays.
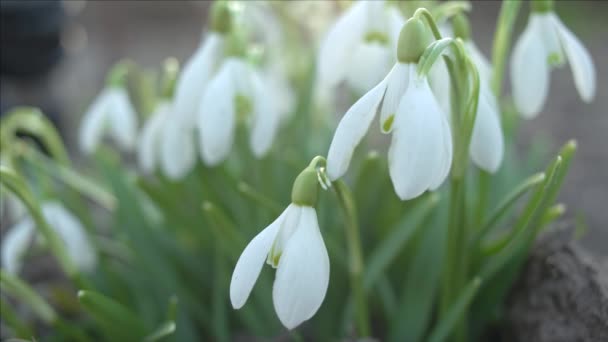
[[0, 0, 595, 341]]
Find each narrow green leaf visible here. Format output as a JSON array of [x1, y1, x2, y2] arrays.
[[0, 271, 56, 324], [0, 107, 70, 166], [144, 321, 176, 342], [363, 193, 440, 291], [388, 200, 447, 342], [428, 277, 482, 342], [78, 290, 147, 340], [0, 294, 34, 337], [469, 172, 546, 249]]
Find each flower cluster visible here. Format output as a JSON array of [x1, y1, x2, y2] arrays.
[[66, 0, 597, 334]]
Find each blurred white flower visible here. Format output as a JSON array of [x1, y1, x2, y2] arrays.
[[161, 32, 226, 179], [137, 101, 170, 174], [79, 87, 137, 154], [1, 202, 97, 274], [230, 204, 329, 330], [198, 58, 281, 166], [327, 62, 453, 200], [316, 0, 405, 95], [511, 11, 595, 118]]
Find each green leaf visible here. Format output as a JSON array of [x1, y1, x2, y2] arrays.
[[428, 277, 482, 342], [469, 172, 546, 249], [0, 271, 56, 324], [78, 290, 147, 340], [0, 295, 33, 338], [144, 321, 176, 342], [388, 198, 447, 342], [0, 106, 70, 166], [363, 193, 440, 291]]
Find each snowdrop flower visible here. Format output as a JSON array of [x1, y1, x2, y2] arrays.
[[511, 0, 595, 118], [1, 202, 97, 274], [469, 84, 504, 173], [317, 0, 405, 95], [79, 63, 137, 154], [452, 13, 504, 172], [198, 58, 281, 165], [162, 2, 229, 179], [137, 100, 171, 174], [240, 2, 295, 121], [230, 166, 329, 329], [327, 18, 453, 200]]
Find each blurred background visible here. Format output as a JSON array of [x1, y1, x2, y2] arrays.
[[1, 0, 606, 255]]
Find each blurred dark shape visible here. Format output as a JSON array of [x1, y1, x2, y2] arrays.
[[1, 0, 65, 77]]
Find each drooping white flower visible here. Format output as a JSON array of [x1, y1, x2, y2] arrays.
[[469, 84, 504, 173], [160, 32, 226, 179], [230, 204, 329, 329], [1, 202, 97, 274], [1, 218, 35, 274], [137, 101, 171, 174], [316, 0, 405, 95], [79, 87, 137, 154], [511, 11, 595, 118], [240, 2, 295, 122], [327, 62, 453, 200], [198, 58, 281, 166]]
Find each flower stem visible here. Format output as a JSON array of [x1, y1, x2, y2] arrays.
[[333, 180, 370, 337], [491, 0, 522, 97]]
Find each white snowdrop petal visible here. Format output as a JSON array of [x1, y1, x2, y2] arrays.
[[326, 77, 388, 180], [137, 102, 170, 173], [160, 120, 196, 180], [469, 85, 504, 173], [79, 89, 111, 154], [198, 61, 237, 166], [511, 15, 549, 118], [430, 104, 454, 190], [1, 218, 35, 274], [345, 42, 393, 94], [267, 205, 302, 266], [428, 58, 452, 117], [537, 13, 564, 66], [553, 15, 596, 102], [389, 74, 449, 200], [380, 63, 409, 133], [230, 208, 286, 309], [249, 71, 281, 157], [42, 203, 97, 272], [273, 207, 329, 330], [316, 1, 367, 90], [108, 88, 138, 151], [174, 33, 225, 126]]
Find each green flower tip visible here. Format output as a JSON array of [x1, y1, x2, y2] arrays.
[[106, 61, 131, 88], [531, 0, 554, 13], [452, 13, 471, 41], [210, 0, 232, 34], [397, 17, 430, 64], [161, 57, 180, 99], [291, 167, 319, 207]]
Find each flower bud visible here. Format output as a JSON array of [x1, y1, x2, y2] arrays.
[[452, 13, 471, 41], [106, 61, 130, 88], [291, 167, 319, 207], [531, 0, 553, 13], [397, 17, 431, 64]]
